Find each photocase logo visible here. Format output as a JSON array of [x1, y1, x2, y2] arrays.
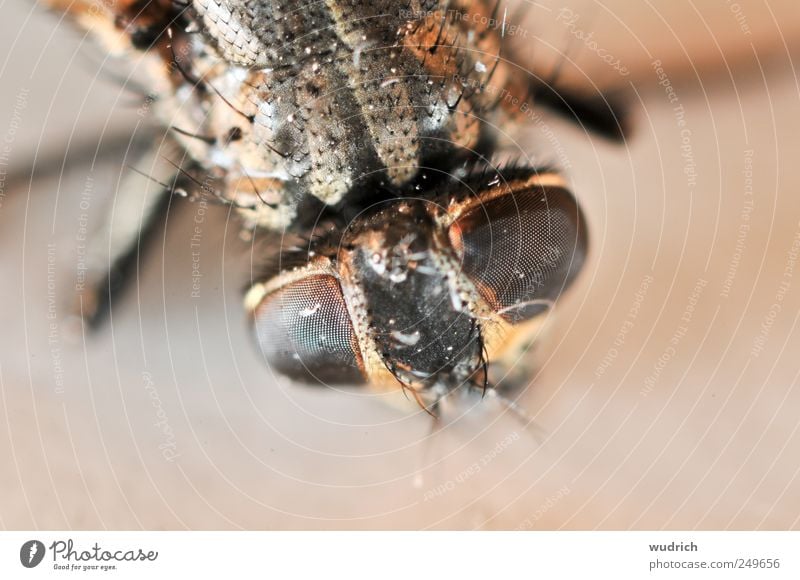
[[20, 540, 46, 568]]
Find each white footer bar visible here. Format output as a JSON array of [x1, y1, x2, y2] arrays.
[[1, 532, 797, 579]]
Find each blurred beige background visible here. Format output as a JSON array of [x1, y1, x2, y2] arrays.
[[0, 0, 799, 529]]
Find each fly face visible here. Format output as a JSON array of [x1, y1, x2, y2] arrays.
[[246, 169, 587, 410]]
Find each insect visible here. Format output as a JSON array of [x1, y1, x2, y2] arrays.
[[43, 0, 627, 414]]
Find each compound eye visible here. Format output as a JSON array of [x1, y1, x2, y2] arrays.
[[252, 275, 365, 385], [449, 184, 587, 323]]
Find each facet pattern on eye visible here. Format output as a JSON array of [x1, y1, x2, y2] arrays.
[[253, 274, 365, 384], [452, 186, 587, 324]]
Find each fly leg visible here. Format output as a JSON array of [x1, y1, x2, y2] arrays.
[[450, 0, 631, 141], [516, 75, 631, 142], [76, 139, 184, 327]]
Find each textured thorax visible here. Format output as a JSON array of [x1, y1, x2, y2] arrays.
[[52, 0, 505, 229], [175, 0, 501, 225]]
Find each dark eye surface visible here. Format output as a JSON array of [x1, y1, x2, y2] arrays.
[[449, 185, 587, 323], [253, 275, 365, 385]]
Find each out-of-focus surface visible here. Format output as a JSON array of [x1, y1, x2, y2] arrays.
[[0, 0, 799, 529]]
